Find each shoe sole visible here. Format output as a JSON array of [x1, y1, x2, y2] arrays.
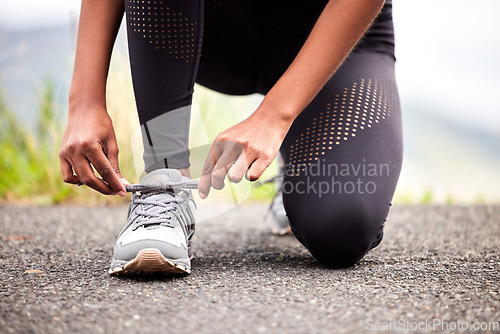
[[109, 248, 190, 275], [271, 225, 292, 236]]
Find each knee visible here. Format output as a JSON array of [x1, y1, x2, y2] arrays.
[[288, 203, 384, 268]]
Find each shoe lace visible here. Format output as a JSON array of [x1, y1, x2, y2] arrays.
[[125, 180, 198, 229]]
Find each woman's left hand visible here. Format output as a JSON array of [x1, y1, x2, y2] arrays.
[[198, 109, 292, 199]]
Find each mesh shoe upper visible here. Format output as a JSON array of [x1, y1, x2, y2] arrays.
[[112, 169, 196, 263]]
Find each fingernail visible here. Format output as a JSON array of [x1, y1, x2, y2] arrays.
[[118, 191, 127, 198], [121, 177, 131, 186], [199, 192, 207, 200]]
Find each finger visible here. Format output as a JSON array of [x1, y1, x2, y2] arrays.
[[198, 145, 218, 199], [211, 142, 242, 189], [64, 153, 84, 185], [84, 142, 126, 197], [246, 158, 271, 182], [228, 151, 251, 183], [106, 142, 123, 179], [70, 151, 114, 195], [104, 141, 127, 195], [59, 153, 80, 184]]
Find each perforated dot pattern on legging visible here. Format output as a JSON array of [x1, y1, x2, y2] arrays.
[[125, 0, 201, 63], [288, 79, 396, 170]]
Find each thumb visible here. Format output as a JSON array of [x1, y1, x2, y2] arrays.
[[106, 142, 127, 194], [108, 152, 130, 186], [108, 148, 122, 178]]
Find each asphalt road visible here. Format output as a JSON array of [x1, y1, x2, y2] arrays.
[[1, 204, 499, 334]]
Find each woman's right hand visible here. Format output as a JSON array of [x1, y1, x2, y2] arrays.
[[59, 105, 127, 197]]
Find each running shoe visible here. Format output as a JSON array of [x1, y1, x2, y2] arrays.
[[263, 164, 291, 235], [109, 169, 197, 275], [270, 185, 292, 236]]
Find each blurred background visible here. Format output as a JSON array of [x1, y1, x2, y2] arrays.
[[0, 0, 499, 205]]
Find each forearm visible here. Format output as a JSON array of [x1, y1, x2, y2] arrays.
[[68, 0, 125, 112], [256, 0, 385, 122]]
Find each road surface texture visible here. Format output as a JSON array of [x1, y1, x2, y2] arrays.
[[1, 204, 499, 333]]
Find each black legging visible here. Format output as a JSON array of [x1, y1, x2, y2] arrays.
[[125, 0, 403, 268]]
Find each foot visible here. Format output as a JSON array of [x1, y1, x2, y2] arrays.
[[109, 169, 197, 275]]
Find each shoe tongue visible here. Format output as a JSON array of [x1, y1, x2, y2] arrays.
[[140, 168, 182, 186], [138, 169, 181, 228]]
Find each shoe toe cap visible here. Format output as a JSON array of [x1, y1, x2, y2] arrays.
[[113, 227, 188, 261]]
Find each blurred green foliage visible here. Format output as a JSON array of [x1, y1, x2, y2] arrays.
[[0, 67, 275, 205]]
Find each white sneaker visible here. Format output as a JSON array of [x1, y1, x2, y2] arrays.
[[267, 168, 292, 236], [109, 169, 197, 275], [270, 190, 292, 236]]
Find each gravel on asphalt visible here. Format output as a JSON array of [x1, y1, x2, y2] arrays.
[[0, 204, 499, 333]]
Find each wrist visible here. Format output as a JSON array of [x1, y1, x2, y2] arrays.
[[254, 96, 299, 126], [68, 89, 107, 115]]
